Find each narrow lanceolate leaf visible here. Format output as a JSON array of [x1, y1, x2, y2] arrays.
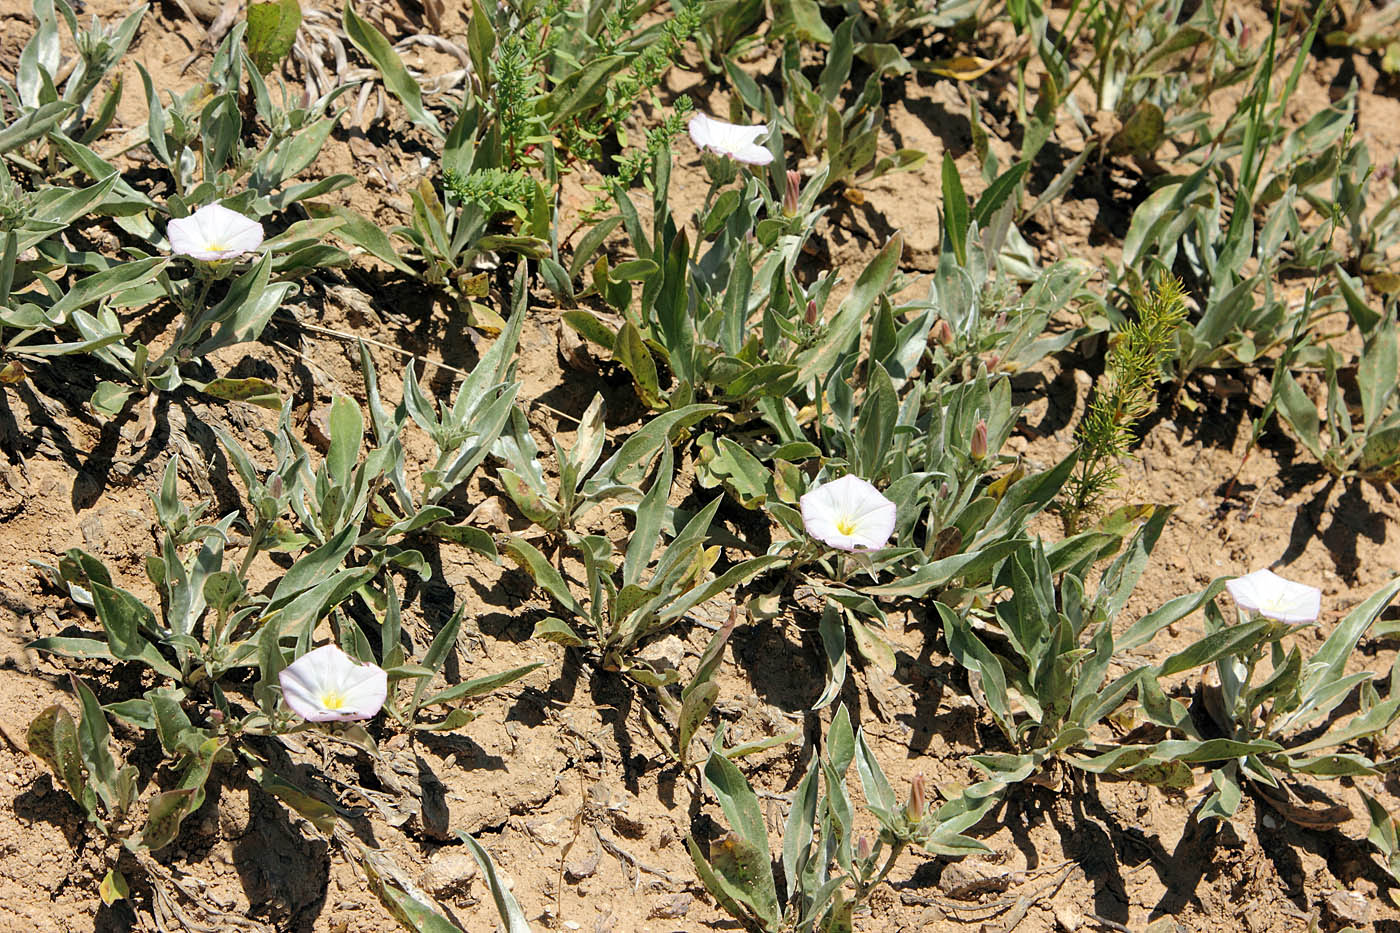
[[423, 662, 544, 706], [971, 161, 1030, 228], [795, 234, 901, 387], [687, 835, 761, 929], [357, 843, 468, 932], [504, 537, 582, 616], [189, 376, 283, 410], [138, 737, 225, 851], [708, 831, 782, 929], [70, 676, 119, 808], [342, 0, 443, 137], [701, 752, 777, 931], [458, 833, 533, 933], [677, 681, 719, 763], [98, 868, 129, 905], [941, 152, 968, 264]]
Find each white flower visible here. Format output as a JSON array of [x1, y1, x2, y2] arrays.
[[167, 203, 264, 261], [1225, 569, 1321, 624], [688, 112, 774, 165], [800, 474, 897, 551], [279, 644, 388, 722]]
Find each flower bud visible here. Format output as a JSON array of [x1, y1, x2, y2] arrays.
[[985, 352, 1001, 372], [210, 708, 225, 725], [856, 835, 873, 860], [970, 420, 988, 461], [932, 318, 954, 347], [268, 474, 284, 499], [906, 774, 926, 822], [784, 170, 801, 216], [804, 299, 818, 326], [993, 311, 1008, 330]]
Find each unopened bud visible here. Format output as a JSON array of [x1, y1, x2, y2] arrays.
[[804, 299, 818, 326], [784, 170, 801, 216], [932, 319, 954, 347], [985, 352, 1001, 372], [268, 474, 284, 499], [210, 708, 225, 724], [993, 311, 1008, 330], [906, 774, 927, 822], [856, 835, 873, 860], [970, 420, 988, 461]]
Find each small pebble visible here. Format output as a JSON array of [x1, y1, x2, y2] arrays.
[[1325, 889, 1370, 926]]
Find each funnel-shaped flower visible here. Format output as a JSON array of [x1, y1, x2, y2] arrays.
[[800, 475, 897, 551], [167, 203, 264, 261], [688, 112, 774, 165], [279, 644, 388, 722], [1225, 569, 1321, 624]]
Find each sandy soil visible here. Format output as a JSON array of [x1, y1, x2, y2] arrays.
[[2, 2, 1400, 932]]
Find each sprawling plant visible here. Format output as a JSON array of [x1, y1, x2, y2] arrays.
[[940, 511, 1274, 793], [726, 16, 922, 196], [1143, 574, 1400, 823], [690, 707, 999, 932], [1272, 277, 1400, 482], [509, 435, 779, 683], [565, 141, 902, 416], [0, 0, 353, 410]]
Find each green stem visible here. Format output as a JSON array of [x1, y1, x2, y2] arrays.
[[238, 520, 268, 581]]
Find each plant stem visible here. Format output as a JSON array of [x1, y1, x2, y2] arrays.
[[238, 520, 267, 581]]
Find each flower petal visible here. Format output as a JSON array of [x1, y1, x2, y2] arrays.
[[279, 644, 388, 722], [731, 143, 774, 165], [847, 500, 897, 549], [688, 112, 715, 149], [167, 202, 265, 261], [1226, 568, 1321, 623], [334, 669, 389, 719], [800, 475, 897, 551], [166, 215, 203, 256], [688, 112, 772, 163]]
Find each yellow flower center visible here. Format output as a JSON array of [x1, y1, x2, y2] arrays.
[[835, 516, 856, 536], [319, 690, 345, 710], [205, 241, 228, 252]]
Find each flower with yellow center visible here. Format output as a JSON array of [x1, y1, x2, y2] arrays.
[[1225, 568, 1321, 624], [167, 202, 264, 262], [278, 644, 388, 723], [799, 474, 897, 552]]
